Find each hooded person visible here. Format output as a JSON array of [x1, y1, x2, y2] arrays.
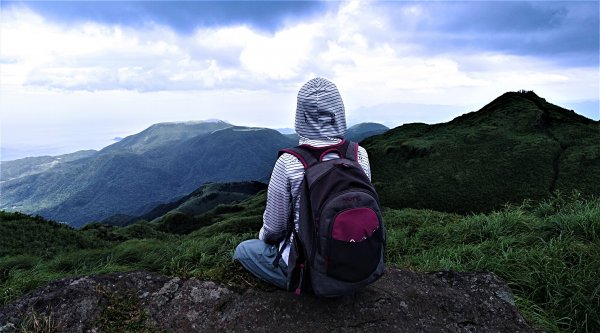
[[233, 77, 372, 289]]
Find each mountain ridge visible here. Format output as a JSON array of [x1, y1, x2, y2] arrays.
[[364, 90, 599, 213], [1, 92, 597, 224], [0, 150, 97, 182], [99, 120, 232, 155], [0, 124, 294, 227], [0, 121, 389, 227]]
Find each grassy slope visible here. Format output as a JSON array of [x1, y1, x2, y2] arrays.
[[101, 181, 267, 227], [2, 192, 599, 333], [363, 91, 600, 213]]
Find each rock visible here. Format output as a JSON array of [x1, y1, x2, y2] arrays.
[[0, 269, 533, 332]]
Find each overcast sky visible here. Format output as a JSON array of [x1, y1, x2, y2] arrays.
[[1, 0, 598, 161]]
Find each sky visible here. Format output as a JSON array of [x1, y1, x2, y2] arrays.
[[0, 0, 598, 161]]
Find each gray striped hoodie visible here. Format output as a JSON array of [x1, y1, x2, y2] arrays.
[[259, 78, 371, 264]]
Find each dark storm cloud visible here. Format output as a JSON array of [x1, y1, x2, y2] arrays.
[[434, 2, 568, 33], [2, 0, 334, 33], [378, 1, 599, 66]]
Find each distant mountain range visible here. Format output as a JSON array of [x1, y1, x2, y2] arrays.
[[345, 122, 389, 142], [277, 123, 389, 143], [3, 91, 598, 225], [363, 91, 600, 213], [1, 150, 97, 182], [0, 122, 290, 227], [0, 121, 386, 227]]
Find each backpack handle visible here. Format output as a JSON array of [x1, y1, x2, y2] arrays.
[[319, 148, 343, 162]]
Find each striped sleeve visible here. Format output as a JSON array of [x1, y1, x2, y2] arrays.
[[259, 154, 294, 244], [357, 145, 371, 181]]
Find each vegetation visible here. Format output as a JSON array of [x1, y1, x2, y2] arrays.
[[93, 288, 161, 333], [363, 91, 600, 213], [1, 92, 598, 332], [1, 192, 598, 332], [384, 192, 599, 333], [0, 211, 110, 258]]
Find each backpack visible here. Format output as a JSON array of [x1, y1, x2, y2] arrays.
[[274, 140, 385, 297]]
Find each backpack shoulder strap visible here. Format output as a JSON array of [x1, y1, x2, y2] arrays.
[[279, 147, 318, 169], [344, 141, 359, 162], [280, 140, 357, 168]]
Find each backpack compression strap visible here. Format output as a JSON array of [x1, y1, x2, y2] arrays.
[[279, 140, 357, 169]]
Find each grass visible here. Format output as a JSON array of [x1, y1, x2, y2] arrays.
[[383, 193, 600, 333], [1, 192, 599, 333], [18, 309, 57, 333], [93, 287, 162, 333]]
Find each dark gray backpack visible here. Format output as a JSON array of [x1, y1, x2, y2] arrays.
[[275, 140, 385, 297]]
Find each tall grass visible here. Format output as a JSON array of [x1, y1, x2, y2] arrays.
[[1, 194, 598, 332], [384, 194, 600, 333], [0, 196, 265, 306]]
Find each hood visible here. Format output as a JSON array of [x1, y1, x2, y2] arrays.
[[295, 77, 347, 139]]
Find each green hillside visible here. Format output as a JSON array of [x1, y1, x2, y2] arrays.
[[1, 192, 598, 332], [101, 181, 267, 230], [1, 124, 294, 227], [0, 212, 107, 258], [364, 91, 600, 213]]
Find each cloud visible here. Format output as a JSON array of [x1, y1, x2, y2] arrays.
[[372, 1, 599, 66], [1, 1, 598, 162], [1, 0, 334, 33], [1, 1, 597, 105]]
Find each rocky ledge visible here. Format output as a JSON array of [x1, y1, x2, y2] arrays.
[[0, 268, 533, 332]]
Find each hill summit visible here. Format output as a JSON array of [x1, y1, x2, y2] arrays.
[[364, 90, 599, 213]]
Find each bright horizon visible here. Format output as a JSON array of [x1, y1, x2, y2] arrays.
[[1, 0, 598, 161]]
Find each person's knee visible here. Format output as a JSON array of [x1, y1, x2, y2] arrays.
[[233, 239, 259, 261]]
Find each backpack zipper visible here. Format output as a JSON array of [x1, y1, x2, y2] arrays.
[[313, 189, 379, 265]]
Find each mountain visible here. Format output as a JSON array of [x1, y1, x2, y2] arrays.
[[101, 181, 267, 229], [345, 122, 389, 142], [0, 123, 294, 227], [279, 122, 389, 143], [100, 120, 232, 154], [0, 150, 96, 182], [2, 92, 596, 223], [363, 90, 600, 213], [275, 128, 295, 135]]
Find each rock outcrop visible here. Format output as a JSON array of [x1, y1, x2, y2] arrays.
[[0, 268, 533, 332]]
